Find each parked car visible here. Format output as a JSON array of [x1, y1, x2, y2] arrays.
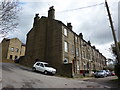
[[111, 71, 115, 76], [14, 56, 24, 63], [106, 70, 111, 76], [32, 61, 56, 75], [14, 58, 20, 63], [94, 70, 107, 78]]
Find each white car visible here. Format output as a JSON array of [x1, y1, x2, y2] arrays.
[[106, 70, 111, 76], [32, 61, 56, 75], [94, 70, 107, 78]]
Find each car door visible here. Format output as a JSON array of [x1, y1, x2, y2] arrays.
[[35, 63, 40, 71], [38, 63, 45, 72]]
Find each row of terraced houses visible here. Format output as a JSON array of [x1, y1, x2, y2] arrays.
[[1, 6, 107, 77], [20, 6, 107, 77]]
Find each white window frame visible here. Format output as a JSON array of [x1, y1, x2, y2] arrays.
[[71, 45, 74, 55], [16, 48, 19, 52], [75, 36, 78, 42], [64, 28, 68, 36], [76, 48, 79, 56], [10, 47, 14, 52], [64, 41, 68, 52]]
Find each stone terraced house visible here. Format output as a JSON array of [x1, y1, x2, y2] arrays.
[[21, 6, 107, 77]]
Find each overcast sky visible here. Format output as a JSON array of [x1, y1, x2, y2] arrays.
[[1, 0, 119, 59]]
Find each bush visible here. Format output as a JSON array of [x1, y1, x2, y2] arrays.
[[114, 63, 120, 80]]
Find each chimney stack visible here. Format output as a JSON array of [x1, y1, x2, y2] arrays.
[[48, 6, 55, 19], [79, 33, 83, 38], [67, 23, 72, 30], [33, 13, 40, 26], [88, 41, 91, 45]]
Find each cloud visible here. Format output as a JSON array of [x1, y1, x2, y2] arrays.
[[95, 42, 114, 59], [118, 1, 120, 42]]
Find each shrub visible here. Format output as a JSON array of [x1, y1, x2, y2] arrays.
[[114, 63, 120, 80]]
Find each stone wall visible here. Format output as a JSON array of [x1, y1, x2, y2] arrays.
[[60, 63, 73, 78]]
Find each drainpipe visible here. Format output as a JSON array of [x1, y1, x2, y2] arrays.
[[74, 34, 77, 75]]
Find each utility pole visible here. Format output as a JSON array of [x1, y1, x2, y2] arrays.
[[105, 0, 120, 63]]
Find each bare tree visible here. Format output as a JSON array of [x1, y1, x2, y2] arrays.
[[0, 0, 21, 37]]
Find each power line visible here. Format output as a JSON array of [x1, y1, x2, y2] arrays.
[[57, 3, 104, 13]]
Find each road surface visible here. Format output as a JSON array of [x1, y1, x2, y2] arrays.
[[82, 75, 120, 88], [0, 63, 113, 89]]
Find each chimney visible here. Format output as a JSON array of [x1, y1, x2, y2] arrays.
[[92, 46, 96, 49], [67, 23, 72, 30], [88, 41, 91, 45], [48, 6, 55, 19], [33, 13, 40, 26], [79, 33, 83, 38]]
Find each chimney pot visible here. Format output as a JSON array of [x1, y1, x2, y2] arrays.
[[88, 41, 91, 45], [67, 23, 72, 30], [79, 33, 83, 38]]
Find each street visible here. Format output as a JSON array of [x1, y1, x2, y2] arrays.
[[82, 76, 120, 88], [0, 63, 118, 89]]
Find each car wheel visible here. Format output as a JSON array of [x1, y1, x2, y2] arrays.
[[44, 71, 48, 75], [32, 67, 36, 72]]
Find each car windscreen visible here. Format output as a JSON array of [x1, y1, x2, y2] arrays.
[[44, 64, 51, 67], [97, 70, 103, 73]]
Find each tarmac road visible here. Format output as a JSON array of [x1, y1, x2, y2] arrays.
[[0, 63, 112, 89], [82, 75, 120, 88]]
